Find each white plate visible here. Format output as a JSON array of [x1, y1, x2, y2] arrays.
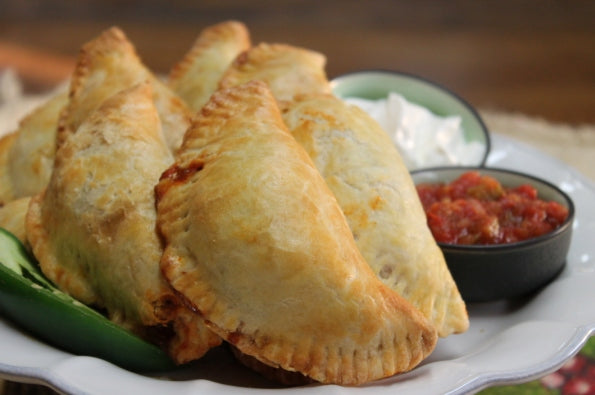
[[1, 134, 594, 395]]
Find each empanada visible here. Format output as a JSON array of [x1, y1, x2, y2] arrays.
[[218, 42, 330, 103], [26, 83, 220, 363], [168, 20, 251, 112], [156, 81, 436, 385], [216, 43, 468, 336], [0, 132, 17, 205], [58, 26, 191, 153], [281, 94, 469, 337], [0, 90, 68, 205], [0, 197, 30, 243]]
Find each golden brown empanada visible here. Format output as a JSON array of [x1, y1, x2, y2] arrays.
[[168, 20, 251, 112], [26, 82, 220, 363], [0, 197, 30, 243], [217, 43, 468, 336], [0, 132, 17, 205], [281, 94, 469, 337], [58, 26, 191, 153], [218, 42, 331, 103], [0, 91, 68, 205], [155, 80, 436, 385]]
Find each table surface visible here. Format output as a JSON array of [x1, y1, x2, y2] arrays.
[[0, 2, 594, 394]]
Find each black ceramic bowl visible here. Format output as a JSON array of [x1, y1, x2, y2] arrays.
[[411, 167, 575, 303]]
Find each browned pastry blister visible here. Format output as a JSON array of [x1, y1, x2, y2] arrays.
[[168, 20, 251, 112], [26, 82, 220, 364], [57, 26, 191, 153], [155, 80, 437, 385]]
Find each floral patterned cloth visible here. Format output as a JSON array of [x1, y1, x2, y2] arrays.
[[479, 336, 594, 394]]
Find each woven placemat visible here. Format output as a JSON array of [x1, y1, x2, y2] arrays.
[[480, 109, 595, 182]]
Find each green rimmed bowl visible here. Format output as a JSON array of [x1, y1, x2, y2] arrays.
[[330, 69, 491, 168]]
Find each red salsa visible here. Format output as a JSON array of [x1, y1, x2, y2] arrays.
[[416, 171, 569, 245]]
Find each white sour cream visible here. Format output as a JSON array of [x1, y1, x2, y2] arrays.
[[344, 93, 485, 170]]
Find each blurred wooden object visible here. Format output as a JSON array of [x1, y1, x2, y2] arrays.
[[0, 1, 593, 119], [0, 40, 75, 90]]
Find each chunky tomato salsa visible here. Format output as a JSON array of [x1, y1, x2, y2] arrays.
[[416, 171, 569, 245]]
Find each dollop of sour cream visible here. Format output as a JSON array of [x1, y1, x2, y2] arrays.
[[344, 93, 485, 170]]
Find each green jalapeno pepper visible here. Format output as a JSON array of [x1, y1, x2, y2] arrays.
[[0, 228, 177, 372]]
